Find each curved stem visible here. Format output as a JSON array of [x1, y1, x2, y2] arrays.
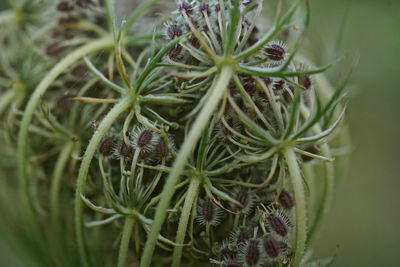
[[0, 88, 17, 117], [74, 97, 133, 267], [117, 216, 136, 267], [140, 66, 233, 267], [17, 37, 114, 257], [283, 147, 307, 267], [172, 177, 201, 267]]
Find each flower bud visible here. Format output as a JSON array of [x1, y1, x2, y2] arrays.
[[99, 137, 114, 157], [265, 42, 287, 61]]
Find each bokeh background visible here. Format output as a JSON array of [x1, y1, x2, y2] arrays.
[[0, 0, 399, 266], [308, 0, 400, 266]]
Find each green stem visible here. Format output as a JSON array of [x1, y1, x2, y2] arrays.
[[172, 177, 201, 267], [117, 216, 136, 267], [50, 142, 74, 232], [283, 147, 307, 267], [140, 66, 233, 267], [0, 88, 17, 117], [306, 131, 334, 245], [17, 37, 114, 257], [74, 97, 133, 267], [298, 85, 337, 245]]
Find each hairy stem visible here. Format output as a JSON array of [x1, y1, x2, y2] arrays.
[[74, 97, 133, 267], [283, 147, 307, 267], [117, 216, 136, 267], [140, 66, 233, 267], [172, 177, 201, 267]]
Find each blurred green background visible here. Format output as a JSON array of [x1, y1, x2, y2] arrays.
[[1, 0, 399, 266], [308, 0, 400, 266]]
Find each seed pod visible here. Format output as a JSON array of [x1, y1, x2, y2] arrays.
[[300, 74, 312, 90], [273, 80, 286, 91], [167, 24, 183, 39], [197, 199, 222, 226], [267, 210, 292, 237], [265, 42, 287, 61], [263, 235, 280, 258], [57, 1, 74, 12], [179, 2, 193, 16], [234, 190, 253, 214], [114, 140, 133, 159], [215, 3, 221, 12], [199, 3, 211, 15], [241, 240, 262, 267], [99, 137, 114, 157], [131, 127, 158, 154], [46, 42, 64, 56], [232, 227, 251, 245], [137, 130, 153, 148], [263, 77, 273, 86], [158, 139, 169, 158], [168, 45, 183, 60], [278, 190, 295, 209]]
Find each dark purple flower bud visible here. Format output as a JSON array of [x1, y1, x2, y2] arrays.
[[300, 75, 312, 90], [265, 43, 286, 61], [167, 24, 183, 39], [243, 240, 261, 267], [279, 240, 290, 255], [273, 80, 286, 90], [168, 45, 182, 60], [136, 129, 153, 148], [215, 4, 221, 12], [197, 199, 221, 226], [263, 235, 280, 258], [57, 1, 74, 12], [267, 210, 291, 237], [263, 77, 273, 86], [157, 139, 169, 158], [46, 42, 64, 56], [117, 141, 132, 158], [234, 191, 253, 214], [99, 137, 114, 157], [179, 2, 193, 15], [279, 190, 295, 209], [235, 227, 250, 244], [199, 3, 211, 15]]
